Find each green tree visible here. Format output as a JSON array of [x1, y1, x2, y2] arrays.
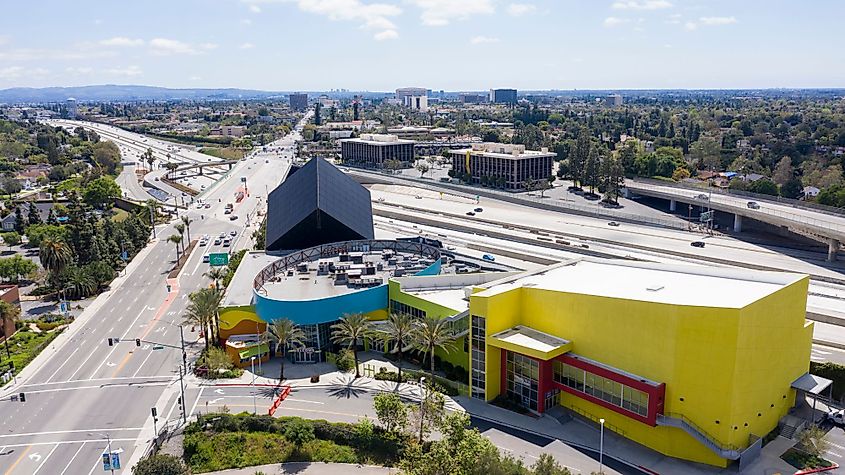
[[39, 238, 73, 288], [378, 312, 415, 381], [532, 453, 572, 475], [748, 178, 779, 196], [132, 453, 189, 475], [797, 425, 830, 458], [92, 141, 121, 175], [183, 288, 222, 351], [167, 234, 183, 262], [0, 300, 21, 340], [416, 162, 430, 178], [772, 156, 794, 186], [373, 392, 409, 434], [413, 316, 456, 383], [27, 203, 42, 226], [268, 318, 305, 381], [1, 232, 20, 251], [599, 157, 625, 205], [402, 411, 494, 474], [84, 260, 115, 288], [781, 177, 804, 199], [570, 128, 591, 188], [690, 137, 721, 171], [60, 265, 97, 299], [583, 146, 601, 194], [82, 176, 121, 209], [331, 313, 371, 378], [180, 215, 193, 243], [284, 418, 315, 455]]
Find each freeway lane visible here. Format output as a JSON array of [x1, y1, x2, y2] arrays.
[[0, 116, 307, 475]]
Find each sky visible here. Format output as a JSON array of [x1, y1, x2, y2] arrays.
[[1, 0, 844, 91]]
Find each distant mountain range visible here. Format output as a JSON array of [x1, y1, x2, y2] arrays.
[[0, 84, 287, 103]]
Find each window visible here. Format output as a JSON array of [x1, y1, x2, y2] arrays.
[[389, 300, 426, 319], [506, 352, 539, 411], [470, 316, 486, 399], [553, 361, 649, 418]]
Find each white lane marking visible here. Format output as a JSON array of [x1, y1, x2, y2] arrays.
[[18, 375, 176, 388], [189, 386, 205, 418], [214, 389, 225, 395], [44, 347, 79, 383], [131, 347, 157, 378], [0, 438, 133, 450], [0, 428, 141, 439], [59, 441, 87, 475], [284, 398, 326, 405], [88, 307, 148, 379], [20, 381, 169, 395], [814, 348, 833, 355], [32, 443, 59, 474]]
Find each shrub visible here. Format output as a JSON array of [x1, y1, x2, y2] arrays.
[[132, 453, 189, 475], [335, 349, 356, 373]]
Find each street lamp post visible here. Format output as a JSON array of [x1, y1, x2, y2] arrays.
[[250, 356, 257, 414], [89, 432, 115, 474], [418, 376, 427, 444], [599, 418, 605, 475]]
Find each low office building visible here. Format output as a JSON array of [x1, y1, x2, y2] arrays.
[[463, 258, 813, 468], [339, 134, 415, 168], [449, 143, 556, 190]]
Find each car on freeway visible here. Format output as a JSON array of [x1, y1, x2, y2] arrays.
[[828, 409, 845, 425], [691, 241, 705, 248], [415, 195, 423, 199], [608, 221, 620, 227], [229, 230, 237, 237], [224, 208, 233, 214], [695, 194, 709, 201], [474, 207, 483, 212], [218, 232, 226, 238], [482, 254, 496, 262], [213, 238, 222, 245], [229, 215, 239, 220], [202, 254, 210, 263], [199, 239, 208, 246], [223, 239, 231, 247], [196, 203, 204, 209], [204, 203, 211, 209], [446, 245, 456, 251], [747, 201, 760, 209], [466, 211, 476, 216]]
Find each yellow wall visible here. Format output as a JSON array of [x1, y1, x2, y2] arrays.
[[472, 276, 813, 467]]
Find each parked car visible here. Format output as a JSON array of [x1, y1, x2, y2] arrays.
[[747, 201, 760, 209], [691, 241, 705, 248], [695, 194, 709, 201], [482, 254, 496, 262], [474, 207, 483, 212], [828, 409, 845, 425], [466, 211, 476, 216]]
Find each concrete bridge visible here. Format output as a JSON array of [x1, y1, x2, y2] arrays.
[[625, 179, 845, 261]]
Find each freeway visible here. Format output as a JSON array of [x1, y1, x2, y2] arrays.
[[0, 116, 307, 475]]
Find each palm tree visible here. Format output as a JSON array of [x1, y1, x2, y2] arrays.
[[183, 288, 222, 351], [174, 223, 186, 253], [268, 318, 305, 381], [145, 148, 155, 172], [414, 316, 456, 382], [165, 162, 178, 179], [39, 238, 73, 289], [204, 267, 228, 291], [0, 300, 20, 355], [331, 313, 371, 378], [62, 267, 96, 299], [167, 234, 182, 262], [180, 215, 193, 243], [379, 313, 416, 382]]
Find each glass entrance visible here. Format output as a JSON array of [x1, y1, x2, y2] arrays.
[[291, 348, 321, 363], [506, 352, 539, 412]]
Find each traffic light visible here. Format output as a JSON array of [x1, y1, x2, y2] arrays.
[[107, 338, 113, 346], [18, 393, 25, 402], [177, 396, 182, 408], [135, 338, 141, 347]]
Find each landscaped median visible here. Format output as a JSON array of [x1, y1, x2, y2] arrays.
[[1, 323, 65, 383]]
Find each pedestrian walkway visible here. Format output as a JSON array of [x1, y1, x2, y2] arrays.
[[203, 462, 398, 475]]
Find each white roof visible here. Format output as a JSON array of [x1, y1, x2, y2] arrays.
[[476, 258, 804, 309], [491, 325, 570, 353]]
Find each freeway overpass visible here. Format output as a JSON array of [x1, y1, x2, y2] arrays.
[[625, 179, 845, 261]]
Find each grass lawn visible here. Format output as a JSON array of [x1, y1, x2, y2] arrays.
[[1, 328, 63, 380], [199, 147, 246, 161]]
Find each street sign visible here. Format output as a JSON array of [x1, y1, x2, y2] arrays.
[[102, 453, 111, 471], [60, 301, 68, 314], [120, 251, 128, 261], [700, 211, 714, 223], [209, 253, 229, 266], [111, 452, 121, 470]]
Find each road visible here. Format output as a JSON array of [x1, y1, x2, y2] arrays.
[[0, 116, 307, 475]]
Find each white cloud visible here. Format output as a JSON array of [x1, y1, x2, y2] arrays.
[[241, 18, 253, 25], [699, 16, 737, 25], [249, 4, 261, 12], [374, 29, 399, 40], [507, 3, 536, 16], [611, 0, 672, 10], [408, 0, 495, 26], [470, 35, 500, 45], [105, 65, 142, 77], [240, 42, 255, 49], [0, 66, 24, 80], [148, 38, 216, 55], [65, 66, 94, 74], [99, 37, 144, 47], [684, 21, 697, 30], [603, 16, 630, 27]]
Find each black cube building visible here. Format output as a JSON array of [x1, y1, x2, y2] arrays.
[[265, 157, 374, 252]]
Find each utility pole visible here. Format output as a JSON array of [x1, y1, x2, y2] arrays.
[[179, 364, 187, 424], [180, 324, 187, 375], [149, 204, 156, 239]]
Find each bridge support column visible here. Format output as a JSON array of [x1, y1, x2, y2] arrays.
[[829, 239, 840, 262], [199, 166, 203, 176], [733, 214, 742, 233], [669, 199, 676, 212]]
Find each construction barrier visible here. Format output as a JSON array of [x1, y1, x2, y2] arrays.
[[268, 385, 291, 416]]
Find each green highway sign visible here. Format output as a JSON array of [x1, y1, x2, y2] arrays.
[[209, 253, 229, 266]]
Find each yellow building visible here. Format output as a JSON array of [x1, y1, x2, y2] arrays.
[[463, 258, 814, 468]]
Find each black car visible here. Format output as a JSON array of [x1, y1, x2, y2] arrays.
[[474, 207, 483, 212], [229, 215, 239, 221], [466, 211, 476, 216], [691, 241, 705, 248]]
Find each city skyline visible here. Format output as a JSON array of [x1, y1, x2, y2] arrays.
[[1, 0, 844, 91]]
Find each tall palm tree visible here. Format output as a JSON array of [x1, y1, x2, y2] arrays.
[[268, 318, 305, 381], [331, 313, 371, 378], [165, 162, 178, 179], [0, 299, 20, 356], [167, 234, 182, 262], [379, 313, 416, 382], [183, 288, 222, 351], [414, 316, 456, 382], [62, 267, 96, 299], [174, 223, 186, 253], [39, 238, 73, 289], [145, 148, 155, 172], [203, 267, 228, 339], [180, 215, 193, 243]]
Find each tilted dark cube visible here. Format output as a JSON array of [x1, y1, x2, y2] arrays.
[[266, 157, 374, 251]]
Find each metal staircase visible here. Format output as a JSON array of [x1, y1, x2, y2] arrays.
[[656, 413, 741, 460]]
